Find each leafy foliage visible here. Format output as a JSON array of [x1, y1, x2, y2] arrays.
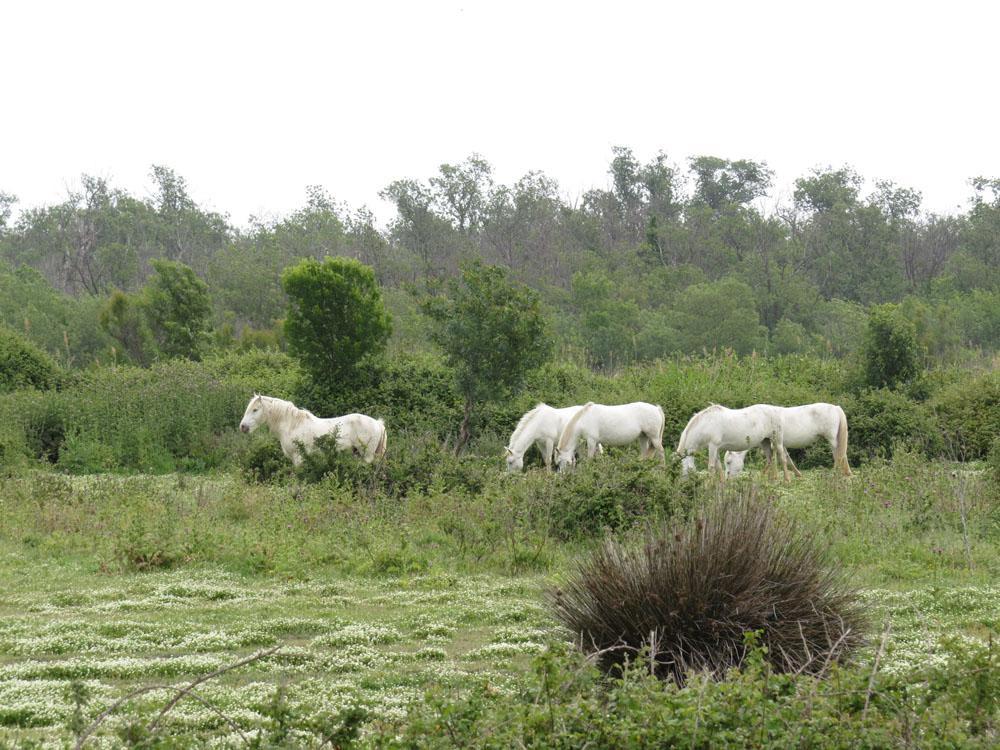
[[933, 370, 1000, 459], [862, 304, 921, 389], [282, 257, 392, 384], [143, 259, 212, 360], [379, 638, 998, 749], [422, 262, 550, 451], [844, 388, 942, 463], [0, 326, 61, 392]]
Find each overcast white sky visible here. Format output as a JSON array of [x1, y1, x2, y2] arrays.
[[2, 0, 997, 226]]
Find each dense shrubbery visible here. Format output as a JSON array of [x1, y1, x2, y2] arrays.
[[0, 348, 994, 475], [843, 388, 942, 463], [297, 352, 463, 439], [372, 639, 999, 748], [0, 326, 62, 392], [538, 454, 687, 539], [933, 370, 1000, 459]]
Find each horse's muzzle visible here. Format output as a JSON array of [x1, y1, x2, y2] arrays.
[[240, 424, 249, 433]]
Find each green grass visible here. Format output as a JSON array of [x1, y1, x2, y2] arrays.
[[0, 459, 996, 745]]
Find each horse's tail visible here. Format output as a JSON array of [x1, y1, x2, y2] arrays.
[[835, 406, 851, 476], [374, 419, 388, 458], [676, 415, 692, 455], [655, 404, 666, 463], [558, 402, 593, 452]]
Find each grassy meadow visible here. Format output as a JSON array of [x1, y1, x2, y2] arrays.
[[0, 351, 996, 746], [0, 450, 997, 746]]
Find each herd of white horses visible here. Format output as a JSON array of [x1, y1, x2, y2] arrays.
[[240, 393, 852, 480]]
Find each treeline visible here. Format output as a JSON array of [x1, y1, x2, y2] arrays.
[[1, 151, 999, 370]]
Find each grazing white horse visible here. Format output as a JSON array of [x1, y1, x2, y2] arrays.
[[505, 403, 596, 472], [723, 403, 852, 478], [676, 404, 789, 481], [555, 402, 665, 470], [239, 394, 387, 465]]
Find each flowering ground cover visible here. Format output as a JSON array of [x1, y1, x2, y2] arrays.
[[0, 462, 996, 746]]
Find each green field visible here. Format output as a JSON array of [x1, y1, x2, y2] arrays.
[[1, 458, 997, 747]]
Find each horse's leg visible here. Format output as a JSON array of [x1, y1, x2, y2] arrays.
[[778, 442, 790, 482], [638, 434, 650, 458], [760, 440, 774, 478], [587, 439, 599, 458], [709, 444, 724, 481], [541, 439, 554, 470], [361, 434, 377, 463], [786, 447, 803, 477], [652, 433, 666, 465]]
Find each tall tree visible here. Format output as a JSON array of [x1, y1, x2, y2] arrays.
[[689, 156, 773, 211], [862, 304, 920, 389], [143, 259, 213, 360], [380, 179, 464, 278], [281, 257, 391, 384], [429, 154, 493, 233], [421, 262, 550, 453]]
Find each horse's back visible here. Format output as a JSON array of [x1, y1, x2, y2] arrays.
[[588, 402, 661, 443], [780, 403, 840, 446]]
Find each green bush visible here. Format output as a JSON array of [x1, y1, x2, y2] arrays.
[[862, 304, 921, 389], [0, 326, 61, 392], [933, 370, 1000, 460], [204, 349, 301, 400], [376, 637, 999, 748], [0, 389, 68, 463], [282, 256, 392, 384], [986, 437, 1000, 491], [538, 454, 683, 540], [55, 361, 246, 472], [297, 352, 462, 440], [843, 388, 942, 462], [238, 436, 291, 484]]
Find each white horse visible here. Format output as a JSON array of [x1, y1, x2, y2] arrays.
[[239, 394, 387, 465], [723, 403, 851, 478], [676, 403, 789, 481], [505, 403, 595, 472], [555, 402, 665, 470]]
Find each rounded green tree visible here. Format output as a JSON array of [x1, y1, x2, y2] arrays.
[[0, 326, 61, 392], [862, 304, 920, 389], [421, 262, 550, 453], [144, 259, 212, 361], [281, 257, 392, 384]]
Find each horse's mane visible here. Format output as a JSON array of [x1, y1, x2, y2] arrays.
[[263, 395, 313, 425], [557, 402, 594, 451], [676, 403, 724, 452], [508, 403, 548, 448]]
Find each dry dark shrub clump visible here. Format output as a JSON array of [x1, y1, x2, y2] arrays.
[[548, 487, 867, 684]]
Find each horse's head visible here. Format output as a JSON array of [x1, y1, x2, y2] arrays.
[[504, 446, 524, 473], [680, 455, 696, 476], [724, 450, 747, 478], [555, 446, 576, 471], [240, 393, 265, 434]]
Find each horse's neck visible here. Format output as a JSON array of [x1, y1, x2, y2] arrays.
[[680, 412, 713, 452], [509, 407, 547, 453], [265, 399, 307, 436]]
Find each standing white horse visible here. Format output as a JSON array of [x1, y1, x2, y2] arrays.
[[555, 402, 665, 469], [505, 403, 594, 472], [239, 394, 387, 465], [676, 404, 789, 481], [723, 403, 851, 478]]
